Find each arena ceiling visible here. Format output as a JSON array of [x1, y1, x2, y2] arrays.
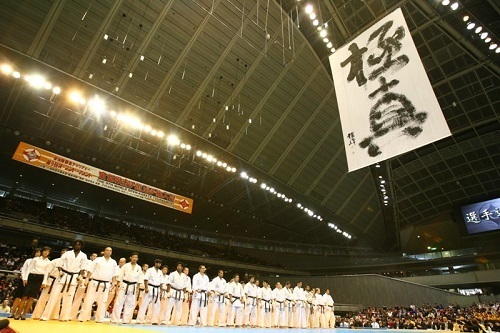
[[0, 0, 498, 253]]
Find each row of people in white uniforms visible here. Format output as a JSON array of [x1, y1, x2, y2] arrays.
[[22, 241, 335, 328]]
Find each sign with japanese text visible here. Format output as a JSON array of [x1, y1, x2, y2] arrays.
[[12, 142, 193, 214], [461, 198, 500, 235], [329, 8, 451, 172]]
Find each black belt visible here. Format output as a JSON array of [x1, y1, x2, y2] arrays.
[[61, 269, 79, 292], [48, 275, 57, 294], [149, 284, 160, 303], [247, 295, 256, 306], [171, 287, 183, 301], [262, 299, 272, 313], [308, 301, 314, 314], [286, 299, 294, 309], [214, 293, 225, 303], [92, 279, 109, 292], [122, 280, 137, 296], [231, 296, 241, 305], [276, 300, 285, 311], [319, 305, 325, 314], [197, 290, 208, 307]]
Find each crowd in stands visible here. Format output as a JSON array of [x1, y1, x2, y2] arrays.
[[0, 196, 272, 266], [338, 302, 500, 331]]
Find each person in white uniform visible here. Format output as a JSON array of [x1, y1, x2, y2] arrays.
[[293, 281, 307, 328], [106, 257, 126, 310], [323, 288, 335, 328], [110, 252, 143, 324], [272, 282, 287, 328], [158, 265, 169, 324], [162, 262, 188, 325], [315, 287, 325, 328], [208, 269, 227, 327], [136, 259, 163, 325], [41, 240, 87, 321], [32, 248, 68, 320], [243, 275, 258, 327], [188, 265, 210, 326], [78, 247, 118, 323], [227, 274, 244, 327], [258, 280, 273, 328], [284, 281, 295, 328], [71, 252, 97, 320]]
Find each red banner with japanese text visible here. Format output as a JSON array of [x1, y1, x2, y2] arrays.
[[12, 142, 193, 214]]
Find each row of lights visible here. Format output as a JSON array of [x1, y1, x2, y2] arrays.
[[0, 64, 61, 95], [375, 164, 389, 206], [195, 150, 236, 173], [1, 61, 354, 240], [304, 4, 336, 53], [328, 222, 352, 239], [441, 0, 499, 53]]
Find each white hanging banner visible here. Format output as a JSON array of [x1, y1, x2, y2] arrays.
[[329, 8, 451, 172]]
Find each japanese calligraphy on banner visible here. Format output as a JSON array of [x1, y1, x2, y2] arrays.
[[12, 142, 193, 214], [329, 8, 451, 172], [461, 198, 500, 235]]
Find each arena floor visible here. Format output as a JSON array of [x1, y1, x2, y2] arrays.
[[6, 319, 336, 332]]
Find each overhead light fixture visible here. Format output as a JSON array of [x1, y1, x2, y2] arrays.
[[330, 48, 335, 53], [467, 22, 475, 30], [317, 26, 322, 31], [475, 26, 482, 33], [323, 38, 329, 43], [12, 71, 21, 78], [489, 43, 498, 50], [484, 37, 491, 43], [88, 95, 106, 116], [167, 134, 180, 145], [1, 64, 13, 75], [26, 75, 46, 89], [462, 15, 469, 22], [327, 42, 332, 48], [305, 4, 313, 14], [196, 151, 202, 157], [441, 0, 450, 5], [52, 86, 61, 94], [313, 19, 319, 26], [496, 47, 500, 54], [309, 13, 316, 20], [69, 91, 85, 104], [320, 30, 327, 37], [480, 32, 488, 39], [450, 2, 458, 10]]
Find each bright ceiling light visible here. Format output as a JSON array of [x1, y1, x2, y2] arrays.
[[323, 38, 329, 43], [320, 30, 327, 37], [88, 96, 106, 115], [441, 0, 450, 5], [450, 2, 458, 10], [206, 155, 213, 162], [196, 151, 202, 156], [231, 167, 236, 172], [12, 71, 21, 78], [305, 4, 313, 14], [180, 143, 186, 149], [185, 144, 191, 150], [226, 166, 231, 172], [69, 91, 85, 104], [1, 64, 13, 75], [484, 37, 491, 43], [150, 130, 157, 136], [261, 183, 267, 189], [475, 26, 482, 33], [496, 47, 500, 53], [239, 171, 246, 178], [317, 26, 322, 31], [44, 82, 52, 90], [52, 86, 61, 95], [167, 134, 180, 145], [327, 42, 333, 48], [467, 22, 475, 30], [463, 15, 469, 22], [157, 131, 164, 138], [222, 162, 227, 168], [480, 32, 488, 39], [309, 13, 316, 20], [217, 161, 222, 167], [490, 43, 498, 50], [27, 75, 46, 89], [312, 19, 319, 26], [202, 153, 207, 158], [331, 48, 336, 53]]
